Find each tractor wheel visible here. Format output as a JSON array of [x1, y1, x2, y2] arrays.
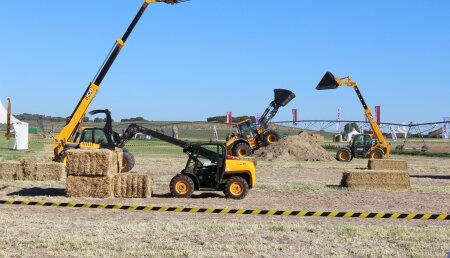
[[262, 130, 281, 145], [370, 148, 384, 159], [223, 176, 249, 200], [170, 174, 195, 198], [121, 151, 135, 173], [336, 148, 352, 162], [232, 143, 252, 157]]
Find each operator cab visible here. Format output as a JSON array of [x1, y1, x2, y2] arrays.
[[350, 134, 375, 158], [184, 143, 226, 190], [76, 127, 115, 149], [237, 119, 258, 139]]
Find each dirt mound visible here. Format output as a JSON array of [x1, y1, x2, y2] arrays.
[[255, 131, 334, 161]]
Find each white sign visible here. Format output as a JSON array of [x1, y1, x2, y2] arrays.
[[213, 126, 219, 141], [336, 107, 341, 132], [443, 117, 449, 139], [389, 125, 398, 142]]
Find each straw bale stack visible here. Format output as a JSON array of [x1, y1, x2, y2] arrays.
[[114, 173, 152, 198], [368, 159, 408, 171], [341, 170, 411, 190]]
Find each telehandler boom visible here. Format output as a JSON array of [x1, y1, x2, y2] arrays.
[[316, 72, 390, 161], [53, 0, 186, 162]]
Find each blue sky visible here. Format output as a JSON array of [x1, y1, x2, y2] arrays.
[[1, 0, 449, 123]]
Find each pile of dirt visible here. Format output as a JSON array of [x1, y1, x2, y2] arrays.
[[255, 131, 334, 161]]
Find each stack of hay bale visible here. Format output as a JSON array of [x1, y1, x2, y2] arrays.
[[0, 158, 65, 181], [341, 159, 410, 190], [66, 149, 152, 198]]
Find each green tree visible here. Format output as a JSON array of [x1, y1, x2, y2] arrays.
[[344, 122, 359, 134]]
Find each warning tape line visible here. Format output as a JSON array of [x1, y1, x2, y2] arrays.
[[1, 200, 449, 220]]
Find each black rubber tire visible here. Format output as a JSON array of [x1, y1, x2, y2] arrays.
[[231, 143, 252, 157], [170, 174, 195, 198], [223, 176, 249, 200], [121, 151, 135, 173], [336, 148, 352, 162], [262, 130, 281, 145], [370, 148, 384, 160]]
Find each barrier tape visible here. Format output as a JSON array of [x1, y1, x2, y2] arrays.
[[0, 200, 449, 220]]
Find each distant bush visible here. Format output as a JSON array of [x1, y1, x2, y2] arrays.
[[121, 117, 147, 122], [16, 113, 66, 122], [207, 116, 255, 123]]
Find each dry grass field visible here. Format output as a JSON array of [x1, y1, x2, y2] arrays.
[[1, 150, 450, 257], [0, 132, 449, 257]]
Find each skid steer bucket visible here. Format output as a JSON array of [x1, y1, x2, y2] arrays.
[[316, 72, 340, 90], [274, 89, 296, 107]]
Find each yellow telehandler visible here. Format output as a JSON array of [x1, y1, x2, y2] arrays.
[[316, 72, 390, 161], [52, 0, 187, 171]]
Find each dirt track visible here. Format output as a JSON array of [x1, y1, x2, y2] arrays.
[[0, 154, 449, 256]]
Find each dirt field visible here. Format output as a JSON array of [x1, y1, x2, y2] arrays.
[[1, 154, 449, 257]]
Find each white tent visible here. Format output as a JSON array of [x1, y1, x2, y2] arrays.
[[396, 126, 408, 139], [346, 128, 361, 142], [0, 100, 28, 150]]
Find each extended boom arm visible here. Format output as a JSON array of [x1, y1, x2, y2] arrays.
[[258, 89, 296, 129], [316, 72, 390, 157], [53, 0, 185, 161]]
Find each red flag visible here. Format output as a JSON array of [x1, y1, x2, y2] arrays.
[[292, 109, 298, 125], [226, 112, 232, 124], [375, 106, 381, 125]]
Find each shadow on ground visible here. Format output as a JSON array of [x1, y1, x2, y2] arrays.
[[410, 175, 450, 180], [152, 192, 224, 199], [7, 187, 65, 197]]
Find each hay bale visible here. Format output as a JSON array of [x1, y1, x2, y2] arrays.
[[21, 157, 38, 180], [35, 163, 66, 181], [116, 149, 124, 173], [66, 149, 118, 176], [368, 159, 408, 171], [114, 173, 152, 198], [66, 175, 114, 198], [341, 171, 411, 190], [0, 162, 23, 180]]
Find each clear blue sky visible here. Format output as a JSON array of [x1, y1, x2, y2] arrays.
[[1, 0, 449, 123]]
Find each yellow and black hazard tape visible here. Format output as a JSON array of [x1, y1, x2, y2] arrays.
[[0, 200, 449, 220]]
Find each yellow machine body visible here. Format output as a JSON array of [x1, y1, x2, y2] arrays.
[[224, 159, 256, 188]]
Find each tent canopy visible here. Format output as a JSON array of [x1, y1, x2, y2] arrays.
[[0, 99, 22, 124]]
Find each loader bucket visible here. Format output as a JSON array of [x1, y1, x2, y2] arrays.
[[274, 89, 296, 107], [316, 72, 339, 90]]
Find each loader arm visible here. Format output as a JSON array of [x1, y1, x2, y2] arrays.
[[258, 89, 296, 129], [119, 124, 220, 160], [53, 0, 186, 161], [119, 123, 190, 149]]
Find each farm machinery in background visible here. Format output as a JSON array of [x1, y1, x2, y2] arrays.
[[226, 89, 296, 157], [52, 0, 187, 170], [316, 72, 390, 161], [76, 109, 256, 199]]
